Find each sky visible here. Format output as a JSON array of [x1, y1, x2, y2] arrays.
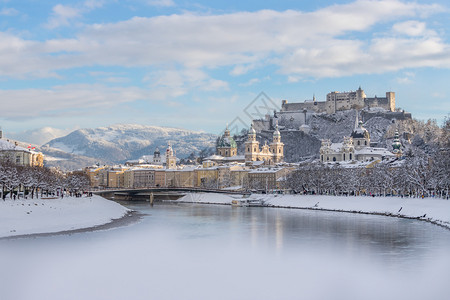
[[0, 0, 449, 142]]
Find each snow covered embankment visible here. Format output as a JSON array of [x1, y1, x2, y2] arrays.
[[0, 195, 130, 238], [179, 193, 450, 229]]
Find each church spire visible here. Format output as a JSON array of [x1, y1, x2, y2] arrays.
[[354, 110, 360, 130]]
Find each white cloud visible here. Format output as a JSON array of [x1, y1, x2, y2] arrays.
[[148, 0, 175, 7], [0, 84, 148, 119], [392, 21, 430, 36], [1, 0, 449, 80], [45, 1, 106, 29], [0, 7, 18, 16], [239, 78, 260, 86], [46, 4, 81, 29], [396, 71, 415, 84], [144, 68, 229, 100]]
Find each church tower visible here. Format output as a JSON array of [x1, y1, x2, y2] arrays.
[[165, 142, 177, 169], [392, 130, 402, 157], [351, 113, 370, 150], [245, 124, 260, 162], [217, 124, 237, 157], [153, 147, 161, 164], [270, 123, 284, 163]]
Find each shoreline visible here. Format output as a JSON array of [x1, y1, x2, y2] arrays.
[[3, 193, 449, 240], [264, 204, 450, 231], [176, 193, 450, 231], [0, 210, 144, 240], [0, 195, 137, 240]]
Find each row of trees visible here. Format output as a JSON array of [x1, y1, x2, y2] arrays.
[[0, 159, 90, 200], [286, 150, 449, 198], [286, 116, 449, 198]]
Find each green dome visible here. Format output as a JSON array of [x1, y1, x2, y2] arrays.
[[392, 130, 401, 151], [218, 135, 237, 148]]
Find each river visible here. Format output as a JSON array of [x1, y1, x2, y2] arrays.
[[1, 201, 450, 300]]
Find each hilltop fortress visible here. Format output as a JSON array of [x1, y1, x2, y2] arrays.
[[253, 87, 411, 132], [283, 86, 395, 115]]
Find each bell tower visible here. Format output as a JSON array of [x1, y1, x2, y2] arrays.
[[165, 142, 177, 169], [270, 123, 284, 163], [245, 124, 260, 162]]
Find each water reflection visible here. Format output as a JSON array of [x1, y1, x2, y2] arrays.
[[2, 201, 449, 300], [123, 202, 450, 266]]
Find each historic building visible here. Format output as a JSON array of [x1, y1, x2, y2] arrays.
[[320, 116, 396, 163], [392, 130, 403, 157], [217, 125, 237, 157], [153, 148, 161, 164], [165, 142, 177, 169], [325, 87, 395, 114], [0, 132, 44, 167], [253, 86, 406, 132], [244, 123, 284, 165]]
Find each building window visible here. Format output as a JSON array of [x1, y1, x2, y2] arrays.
[[365, 141, 367, 145], [343, 154, 346, 160], [350, 153, 352, 160], [333, 157, 336, 162], [357, 141, 360, 146], [247, 147, 250, 152], [321, 155, 323, 162], [278, 149, 281, 153]]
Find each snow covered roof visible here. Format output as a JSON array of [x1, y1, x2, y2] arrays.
[[355, 147, 395, 157], [249, 167, 284, 173], [205, 154, 245, 161], [329, 142, 344, 152], [0, 139, 31, 152]]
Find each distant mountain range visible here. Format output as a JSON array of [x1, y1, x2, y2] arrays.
[[5, 127, 73, 146], [41, 124, 217, 170]]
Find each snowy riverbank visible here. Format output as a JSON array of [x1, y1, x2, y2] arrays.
[[178, 193, 450, 229], [0, 195, 130, 238]]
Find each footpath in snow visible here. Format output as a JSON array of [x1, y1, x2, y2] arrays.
[[178, 193, 450, 229], [0, 195, 130, 238]]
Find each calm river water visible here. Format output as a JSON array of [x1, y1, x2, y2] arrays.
[[2, 201, 450, 300]]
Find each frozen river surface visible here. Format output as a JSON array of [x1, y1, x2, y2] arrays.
[[2, 202, 450, 300]]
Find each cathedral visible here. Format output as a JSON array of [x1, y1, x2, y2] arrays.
[[217, 125, 237, 157], [320, 115, 399, 163], [245, 123, 284, 165]]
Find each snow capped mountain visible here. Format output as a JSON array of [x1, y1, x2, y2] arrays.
[[5, 127, 73, 146], [42, 124, 216, 165]]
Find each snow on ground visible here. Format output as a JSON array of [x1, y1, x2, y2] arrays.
[[178, 193, 450, 229], [179, 193, 235, 204], [0, 195, 129, 238]]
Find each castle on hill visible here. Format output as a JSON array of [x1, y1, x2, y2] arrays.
[[253, 86, 411, 132], [282, 86, 395, 115]]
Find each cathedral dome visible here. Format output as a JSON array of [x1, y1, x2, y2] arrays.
[[218, 133, 237, 148], [351, 120, 369, 139]]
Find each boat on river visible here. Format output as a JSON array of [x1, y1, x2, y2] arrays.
[[231, 198, 264, 207]]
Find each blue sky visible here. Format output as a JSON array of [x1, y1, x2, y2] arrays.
[[1, 0, 449, 140]]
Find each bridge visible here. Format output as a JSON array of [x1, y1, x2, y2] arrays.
[[94, 187, 249, 202]]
